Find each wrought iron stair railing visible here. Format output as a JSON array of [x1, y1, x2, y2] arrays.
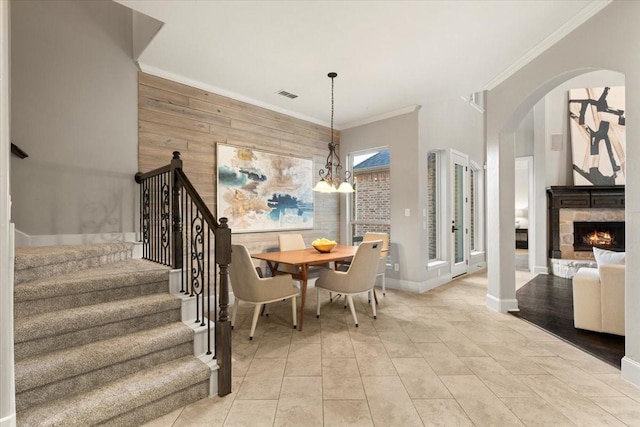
[[135, 151, 232, 396]]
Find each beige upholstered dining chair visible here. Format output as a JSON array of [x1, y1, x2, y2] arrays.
[[229, 244, 298, 340], [277, 233, 307, 275], [363, 232, 389, 295], [315, 240, 383, 327]]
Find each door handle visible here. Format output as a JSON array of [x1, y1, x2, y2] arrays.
[[451, 225, 459, 233]]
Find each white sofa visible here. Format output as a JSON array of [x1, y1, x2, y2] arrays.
[[572, 264, 625, 336]]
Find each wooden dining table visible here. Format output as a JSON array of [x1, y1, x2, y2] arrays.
[[251, 244, 358, 331]]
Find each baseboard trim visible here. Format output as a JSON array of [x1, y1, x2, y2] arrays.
[[0, 413, 16, 427], [533, 265, 549, 275], [386, 275, 456, 294], [621, 356, 640, 388], [14, 230, 137, 247], [486, 294, 519, 313]]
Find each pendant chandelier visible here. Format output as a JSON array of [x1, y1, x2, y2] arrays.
[[312, 72, 355, 193]]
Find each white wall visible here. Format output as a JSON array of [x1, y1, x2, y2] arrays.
[[341, 110, 424, 290], [1, 2, 16, 426], [420, 97, 486, 281], [420, 97, 485, 167], [485, 0, 640, 386], [341, 95, 485, 290], [514, 111, 534, 158], [10, 0, 138, 238]]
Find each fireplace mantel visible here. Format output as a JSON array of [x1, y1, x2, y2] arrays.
[[547, 186, 624, 259]]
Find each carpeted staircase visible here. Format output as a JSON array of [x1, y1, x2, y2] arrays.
[[13, 242, 213, 426]]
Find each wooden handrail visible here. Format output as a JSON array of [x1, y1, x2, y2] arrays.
[[175, 168, 219, 231], [11, 143, 28, 159]]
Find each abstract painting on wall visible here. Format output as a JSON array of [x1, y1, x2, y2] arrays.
[[217, 144, 314, 233], [569, 86, 625, 186]]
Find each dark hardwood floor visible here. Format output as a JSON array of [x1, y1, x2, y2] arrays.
[[511, 274, 624, 368]]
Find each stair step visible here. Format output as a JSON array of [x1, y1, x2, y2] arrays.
[[17, 356, 210, 427], [14, 293, 181, 360], [15, 322, 194, 412], [14, 242, 134, 284], [14, 259, 170, 317]]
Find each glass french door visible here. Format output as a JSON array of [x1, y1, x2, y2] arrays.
[[450, 151, 469, 277]]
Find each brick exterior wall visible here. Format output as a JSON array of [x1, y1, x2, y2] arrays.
[[353, 170, 391, 239]]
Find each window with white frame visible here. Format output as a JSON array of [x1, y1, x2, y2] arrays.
[[427, 151, 440, 261], [469, 161, 484, 253]]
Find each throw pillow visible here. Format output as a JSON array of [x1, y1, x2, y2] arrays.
[[593, 247, 625, 268]]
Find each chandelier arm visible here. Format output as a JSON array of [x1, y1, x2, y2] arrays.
[[313, 72, 353, 193]]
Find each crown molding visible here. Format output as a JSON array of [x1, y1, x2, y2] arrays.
[[340, 105, 421, 130], [483, 0, 613, 91]]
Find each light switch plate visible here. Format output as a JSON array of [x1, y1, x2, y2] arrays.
[[405, 208, 410, 217]]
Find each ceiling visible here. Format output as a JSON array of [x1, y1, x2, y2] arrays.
[[117, 0, 610, 129]]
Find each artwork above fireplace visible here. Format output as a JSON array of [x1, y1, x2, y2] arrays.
[[573, 221, 625, 252]]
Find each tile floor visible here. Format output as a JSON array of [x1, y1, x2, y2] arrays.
[[143, 271, 640, 426]]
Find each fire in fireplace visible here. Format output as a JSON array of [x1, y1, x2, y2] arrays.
[[573, 221, 625, 252]]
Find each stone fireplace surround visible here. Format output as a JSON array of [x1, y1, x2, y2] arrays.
[[547, 186, 624, 278]]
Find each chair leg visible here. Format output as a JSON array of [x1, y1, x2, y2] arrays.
[[231, 298, 239, 329], [316, 287, 321, 318], [382, 274, 386, 296], [346, 295, 358, 327], [370, 290, 377, 319], [249, 304, 262, 340], [292, 296, 297, 329], [329, 292, 333, 302]]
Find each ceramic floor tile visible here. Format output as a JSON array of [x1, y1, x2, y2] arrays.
[[323, 375, 366, 400], [442, 336, 488, 357], [321, 334, 355, 358], [355, 353, 397, 376], [172, 395, 235, 427], [274, 377, 323, 427], [392, 357, 451, 399], [351, 337, 387, 358], [460, 356, 536, 397], [595, 374, 640, 403], [401, 325, 441, 343], [412, 399, 474, 427], [235, 374, 283, 400], [141, 406, 183, 427], [590, 396, 640, 426], [500, 396, 576, 426], [322, 357, 360, 377], [284, 343, 321, 376], [377, 330, 422, 357], [361, 376, 423, 427], [322, 400, 373, 427], [520, 374, 626, 426], [415, 342, 473, 375], [529, 356, 623, 397], [244, 357, 287, 378], [439, 375, 525, 426], [143, 273, 640, 427], [254, 336, 292, 359], [223, 399, 277, 427]]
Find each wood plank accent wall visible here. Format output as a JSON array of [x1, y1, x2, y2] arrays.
[[138, 72, 339, 255]]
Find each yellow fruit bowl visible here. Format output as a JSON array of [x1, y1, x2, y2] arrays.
[[312, 238, 337, 253], [312, 243, 336, 253]]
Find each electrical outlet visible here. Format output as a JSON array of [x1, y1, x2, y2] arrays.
[[404, 208, 410, 217], [394, 263, 400, 271]]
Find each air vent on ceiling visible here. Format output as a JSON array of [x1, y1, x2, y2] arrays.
[[276, 89, 298, 99]]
